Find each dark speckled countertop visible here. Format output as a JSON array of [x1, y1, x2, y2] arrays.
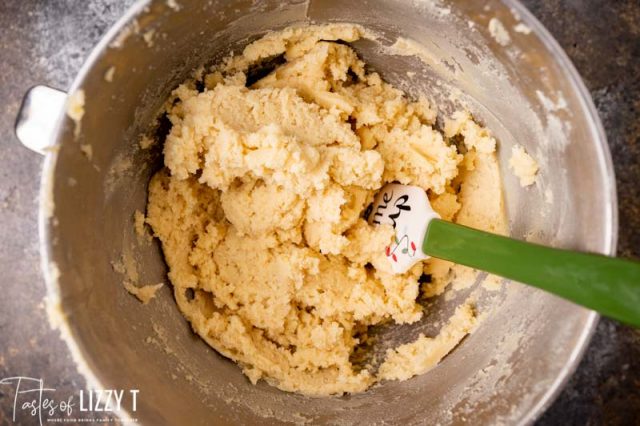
[[0, 1, 638, 425]]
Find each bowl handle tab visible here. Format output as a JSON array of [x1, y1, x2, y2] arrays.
[[15, 85, 67, 155]]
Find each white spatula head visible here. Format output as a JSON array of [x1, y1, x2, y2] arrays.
[[367, 183, 440, 274]]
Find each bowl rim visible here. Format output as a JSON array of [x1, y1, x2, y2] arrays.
[[38, 1, 153, 424], [503, 0, 617, 424], [37, 0, 618, 424]]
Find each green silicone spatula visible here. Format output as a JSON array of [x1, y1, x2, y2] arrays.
[[368, 183, 640, 327]]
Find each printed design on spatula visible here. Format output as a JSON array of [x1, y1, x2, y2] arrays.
[[386, 231, 418, 263], [368, 183, 439, 273]]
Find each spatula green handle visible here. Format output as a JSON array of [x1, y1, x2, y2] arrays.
[[423, 219, 640, 327]]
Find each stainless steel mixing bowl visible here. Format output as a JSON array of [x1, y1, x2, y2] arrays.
[[16, 0, 616, 424]]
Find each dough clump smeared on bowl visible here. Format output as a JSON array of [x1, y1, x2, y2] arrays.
[[145, 24, 507, 395]]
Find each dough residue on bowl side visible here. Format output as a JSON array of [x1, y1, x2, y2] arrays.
[[509, 144, 539, 187]]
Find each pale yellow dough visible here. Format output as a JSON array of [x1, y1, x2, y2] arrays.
[[509, 144, 539, 187], [124, 282, 164, 305], [145, 24, 507, 395]]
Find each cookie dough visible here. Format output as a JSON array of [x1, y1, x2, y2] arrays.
[[124, 282, 164, 304], [145, 24, 507, 395], [66, 89, 85, 139], [509, 144, 538, 187]]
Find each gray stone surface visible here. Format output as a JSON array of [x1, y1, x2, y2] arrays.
[[0, 1, 638, 425]]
